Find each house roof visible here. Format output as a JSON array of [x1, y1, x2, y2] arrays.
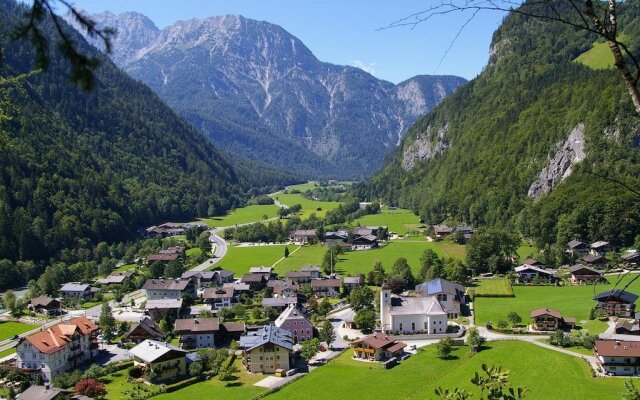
[[274, 304, 310, 328], [286, 271, 312, 279], [567, 240, 586, 249], [353, 234, 378, 244], [96, 271, 134, 285], [124, 317, 163, 340], [30, 295, 59, 308], [388, 295, 446, 316], [433, 224, 453, 234], [143, 279, 191, 291], [595, 340, 640, 357], [262, 297, 298, 308], [325, 231, 348, 239], [300, 265, 321, 273], [594, 290, 639, 304], [622, 252, 640, 262], [174, 318, 220, 333], [145, 298, 183, 310], [16, 385, 66, 400], [223, 282, 251, 291], [616, 320, 640, 333], [221, 322, 246, 333], [311, 278, 342, 288], [343, 276, 363, 284], [241, 273, 267, 283], [352, 332, 406, 352], [291, 229, 316, 237], [147, 254, 179, 262], [522, 258, 543, 266], [249, 267, 273, 274], [591, 241, 610, 249], [23, 317, 97, 354], [415, 278, 465, 297], [203, 287, 235, 300], [530, 308, 562, 319], [514, 265, 555, 276], [129, 339, 186, 363], [569, 265, 602, 275], [239, 324, 293, 351], [59, 283, 90, 292], [181, 271, 216, 280], [580, 254, 606, 264]]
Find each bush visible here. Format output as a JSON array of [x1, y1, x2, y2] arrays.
[[128, 366, 143, 379], [164, 376, 202, 393]]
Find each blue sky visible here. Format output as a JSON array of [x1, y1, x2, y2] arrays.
[[63, 0, 508, 83]]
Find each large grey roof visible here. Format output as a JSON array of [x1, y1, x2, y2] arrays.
[[389, 295, 446, 316], [129, 339, 186, 363], [145, 298, 183, 309], [143, 279, 191, 291], [239, 324, 293, 351], [59, 282, 90, 292], [274, 304, 310, 328], [415, 278, 465, 296], [16, 385, 65, 400]]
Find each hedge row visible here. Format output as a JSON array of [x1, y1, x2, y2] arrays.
[[163, 376, 203, 393]]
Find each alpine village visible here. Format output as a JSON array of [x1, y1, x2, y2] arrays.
[[1, 0, 640, 399]]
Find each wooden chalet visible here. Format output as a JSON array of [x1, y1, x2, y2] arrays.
[[530, 308, 575, 331], [569, 265, 604, 284], [594, 290, 638, 318]]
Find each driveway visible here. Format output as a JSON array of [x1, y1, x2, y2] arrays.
[[94, 344, 131, 365]]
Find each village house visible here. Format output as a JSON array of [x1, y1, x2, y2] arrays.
[[351, 332, 406, 361], [285, 271, 314, 285], [569, 265, 604, 284], [203, 286, 236, 310], [301, 265, 322, 279], [530, 308, 576, 331], [514, 264, 557, 284], [241, 273, 268, 290], [616, 319, 640, 335], [224, 281, 251, 293], [579, 254, 607, 266], [289, 229, 317, 245], [522, 258, 544, 267], [174, 318, 219, 349], [343, 275, 364, 290], [352, 226, 379, 237], [181, 269, 234, 289], [590, 241, 611, 255], [594, 290, 638, 318], [145, 298, 183, 322], [59, 283, 93, 299], [249, 266, 275, 279], [595, 339, 640, 376], [415, 278, 466, 319], [324, 230, 348, 245], [311, 278, 342, 298], [145, 223, 187, 238], [16, 317, 99, 382], [433, 224, 453, 238], [129, 340, 187, 382], [28, 296, 62, 316], [239, 324, 294, 374], [262, 297, 299, 310], [15, 385, 69, 400], [622, 251, 640, 266], [143, 279, 196, 300], [267, 280, 299, 297], [455, 225, 474, 242], [380, 285, 448, 334], [96, 271, 134, 287], [567, 239, 589, 254], [274, 304, 314, 343], [351, 234, 379, 250], [122, 317, 164, 343]]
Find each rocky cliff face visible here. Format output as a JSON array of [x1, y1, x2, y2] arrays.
[[528, 124, 586, 198], [66, 12, 466, 178], [401, 123, 449, 170]]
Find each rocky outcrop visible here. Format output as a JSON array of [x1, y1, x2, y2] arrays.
[[528, 124, 586, 198], [401, 124, 450, 171]]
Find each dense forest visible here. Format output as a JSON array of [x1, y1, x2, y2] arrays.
[[358, 0, 640, 252], [0, 0, 257, 266]]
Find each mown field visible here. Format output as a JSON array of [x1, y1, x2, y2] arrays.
[[212, 245, 290, 275], [266, 341, 625, 400], [471, 278, 514, 297], [351, 208, 422, 235], [473, 275, 640, 333], [274, 245, 326, 273], [273, 192, 341, 219], [0, 321, 39, 341], [200, 204, 281, 228]]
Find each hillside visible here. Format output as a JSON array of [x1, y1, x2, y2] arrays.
[[67, 12, 466, 179], [359, 1, 640, 252], [0, 0, 244, 263]]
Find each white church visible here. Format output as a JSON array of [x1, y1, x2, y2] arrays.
[[379, 284, 448, 335]]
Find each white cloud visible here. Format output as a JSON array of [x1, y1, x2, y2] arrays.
[[351, 60, 377, 76]]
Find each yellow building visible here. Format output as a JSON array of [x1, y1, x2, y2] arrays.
[[129, 340, 187, 382], [240, 324, 293, 374]]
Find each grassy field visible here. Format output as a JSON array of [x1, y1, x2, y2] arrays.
[[575, 40, 615, 69], [474, 275, 640, 333], [0, 321, 39, 341], [211, 245, 289, 275], [273, 192, 341, 219], [153, 359, 265, 400], [273, 245, 326, 273], [0, 347, 16, 358], [266, 341, 625, 400], [351, 208, 422, 235], [200, 205, 280, 228], [516, 245, 539, 262], [471, 278, 514, 297]]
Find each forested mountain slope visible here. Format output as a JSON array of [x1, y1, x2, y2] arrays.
[[0, 0, 244, 263], [68, 12, 466, 179], [359, 0, 640, 251]]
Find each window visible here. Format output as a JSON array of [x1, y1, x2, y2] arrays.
[[424, 322, 428, 329], [411, 323, 415, 331], [399, 323, 403, 331]]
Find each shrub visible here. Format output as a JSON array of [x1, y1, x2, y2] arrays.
[[128, 366, 142, 379]]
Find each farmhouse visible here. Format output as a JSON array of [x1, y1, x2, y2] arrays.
[[311, 278, 342, 298], [274, 304, 314, 343], [343, 275, 364, 290], [590, 241, 611, 255], [285, 271, 314, 285], [595, 339, 640, 376], [514, 265, 557, 284], [324, 230, 348, 244], [351, 332, 406, 361], [262, 297, 299, 310], [147, 246, 186, 263], [414, 278, 466, 319], [380, 286, 448, 334], [530, 308, 576, 331], [129, 340, 187, 382], [16, 317, 99, 382], [241, 273, 268, 290], [28, 296, 62, 315], [579, 254, 607, 266], [59, 283, 93, 299], [567, 239, 589, 253], [143, 279, 196, 300], [96, 271, 134, 286], [301, 265, 322, 279], [174, 318, 219, 349], [122, 317, 164, 343], [289, 229, 317, 244], [594, 290, 638, 317], [145, 223, 186, 238], [433, 224, 453, 238], [239, 324, 294, 374], [351, 234, 379, 250], [569, 265, 604, 284], [622, 251, 640, 266], [203, 286, 235, 310], [267, 280, 299, 297]]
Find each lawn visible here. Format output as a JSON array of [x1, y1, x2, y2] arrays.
[[575, 40, 615, 70], [200, 204, 280, 228], [0, 321, 39, 341], [266, 341, 625, 400], [153, 359, 265, 400], [210, 245, 289, 275], [113, 263, 137, 273], [271, 192, 341, 219], [471, 278, 514, 297], [517, 245, 539, 262], [474, 275, 640, 333], [273, 245, 325, 273], [0, 347, 16, 358], [103, 370, 160, 400], [351, 208, 422, 235]]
